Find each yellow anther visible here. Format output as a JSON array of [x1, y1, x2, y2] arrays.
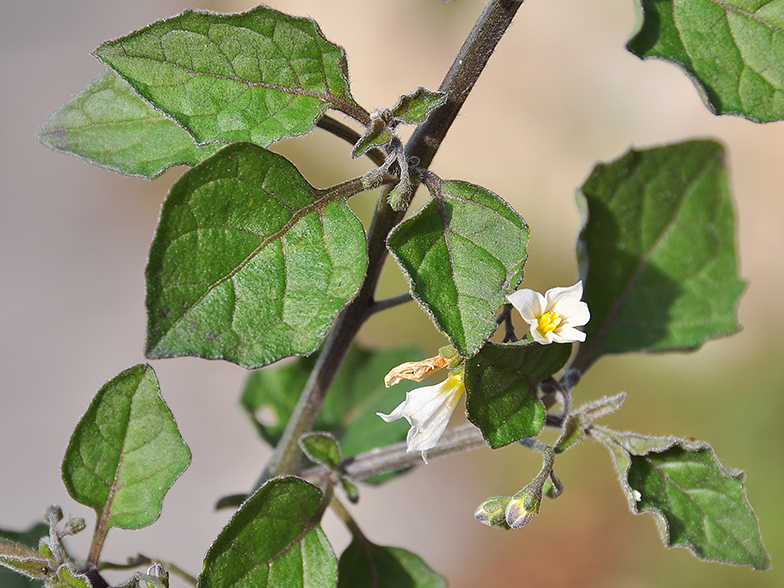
[[537, 311, 563, 337]]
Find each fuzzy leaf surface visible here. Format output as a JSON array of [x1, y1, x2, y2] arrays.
[[597, 429, 769, 569], [390, 87, 446, 124], [300, 433, 341, 470], [200, 477, 336, 588], [241, 344, 421, 458], [61, 364, 190, 531], [96, 6, 364, 147], [37, 69, 220, 178], [628, 0, 784, 122], [0, 526, 50, 582], [54, 566, 91, 588], [388, 181, 529, 356], [338, 538, 447, 588], [145, 143, 367, 368], [574, 140, 744, 371], [464, 340, 571, 448]]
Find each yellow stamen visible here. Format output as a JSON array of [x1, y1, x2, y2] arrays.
[[537, 311, 563, 337]]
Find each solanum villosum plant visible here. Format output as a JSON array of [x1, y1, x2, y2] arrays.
[[1, 0, 776, 586]]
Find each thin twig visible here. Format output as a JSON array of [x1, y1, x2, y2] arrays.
[[368, 292, 412, 315]]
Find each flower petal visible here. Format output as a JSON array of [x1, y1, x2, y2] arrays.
[[507, 289, 545, 324], [544, 281, 583, 309], [377, 375, 465, 462], [551, 325, 586, 343]]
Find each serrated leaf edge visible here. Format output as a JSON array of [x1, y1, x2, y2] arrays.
[[594, 429, 770, 570]]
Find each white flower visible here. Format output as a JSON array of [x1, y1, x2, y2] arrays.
[[507, 281, 590, 344], [377, 374, 465, 463]]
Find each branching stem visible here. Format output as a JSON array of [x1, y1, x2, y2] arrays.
[[254, 0, 526, 490], [368, 292, 412, 315], [316, 115, 388, 166]]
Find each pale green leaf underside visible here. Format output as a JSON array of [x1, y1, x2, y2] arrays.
[[96, 6, 363, 147], [338, 538, 447, 588], [37, 69, 220, 179], [146, 143, 367, 369], [200, 477, 336, 588], [0, 525, 50, 586], [388, 181, 529, 357], [464, 340, 571, 449], [241, 344, 421, 459], [0, 539, 49, 580], [61, 364, 190, 531], [575, 140, 744, 370], [600, 431, 770, 569], [628, 0, 784, 122]]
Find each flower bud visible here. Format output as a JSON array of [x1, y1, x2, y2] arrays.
[[505, 491, 540, 529], [475, 496, 512, 529], [43, 505, 63, 525], [147, 563, 169, 588], [61, 517, 86, 537]]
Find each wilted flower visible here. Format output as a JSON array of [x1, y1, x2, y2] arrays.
[[384, 355, 450, 387], [507, 281, 590, 344], [377, 374, 465, 463]]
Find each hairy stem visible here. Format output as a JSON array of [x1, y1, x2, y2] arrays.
[[298, 415, 564, 485], [254, 0, 526, 489]]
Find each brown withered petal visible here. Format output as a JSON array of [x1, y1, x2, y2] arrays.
[[384, 355, 449, 387]]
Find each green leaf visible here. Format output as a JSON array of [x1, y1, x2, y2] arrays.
[[351, 118, 392, 159], [241, 343, 422, 459], [0, 525, 51, 582], [574, 140, 744, 371], [96, 6, 365, 147], [595, 428, 770, 569], [390, 87, 447, 125], [145, 143, 368, 368], [53, 566, 92, 588], [200, 477, 336, 588], [37, 69, 220, 179], [61, 364, 191, 531], [628, 0, 784, 122], [388, 180, 529, 356], [338, 538, 447, 588], [300, 432, 341, 470], [464, 340, 571, 449]]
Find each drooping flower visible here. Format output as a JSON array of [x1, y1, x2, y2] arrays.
[[377, 373, 465, 463], [507, 281, 590, 344]]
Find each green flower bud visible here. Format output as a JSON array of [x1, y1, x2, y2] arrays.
[[62, 517, 86, 536], [475, 496, 512, 529], [43, 505, 63, 525]]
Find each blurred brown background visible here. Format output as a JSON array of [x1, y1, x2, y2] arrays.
[[2, 0, 782, 586]]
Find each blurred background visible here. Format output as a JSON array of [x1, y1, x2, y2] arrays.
[[2, 0, 783, 586]]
